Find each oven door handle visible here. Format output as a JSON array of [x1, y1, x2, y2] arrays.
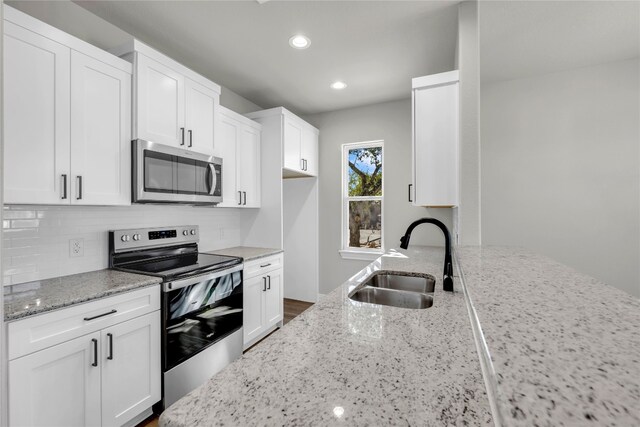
[[164, 264, 244, 292]]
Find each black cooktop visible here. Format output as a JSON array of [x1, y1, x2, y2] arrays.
[[118, 252, 241, 281]]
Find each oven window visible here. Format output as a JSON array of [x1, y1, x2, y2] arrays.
[[164, 271, 242, 370]]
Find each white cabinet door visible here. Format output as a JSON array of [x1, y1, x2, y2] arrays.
[[237, 125, 261, 208], [413, 73, 459, 207], [300, 127, 318, 177], [185, 78, 217, 155], [70, 51, 131, 206], [264, 269, 283, 328], [3, 21, 71, 205], [215, 110, 240, 207], [243, 275, 266, 345], [9, 332, 101, 427], [101, 311, 161, 427], [283, 117, 302, 172], [136, 53, 185, 147]]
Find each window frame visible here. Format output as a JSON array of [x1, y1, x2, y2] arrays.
[[339, 140, 385, 261]]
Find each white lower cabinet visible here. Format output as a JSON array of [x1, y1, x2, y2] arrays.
[[243, 254, 284, 349], [8, 288, 161, 427], [9, 332, 102, 427], [101, 311, 161, 427]]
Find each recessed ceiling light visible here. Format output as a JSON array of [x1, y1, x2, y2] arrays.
[[289, 35, 310, 49], [330, 81, 347, 90]]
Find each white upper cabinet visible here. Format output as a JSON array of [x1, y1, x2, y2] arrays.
[[283, 117, 302, 171], [136, 53, 185, 147], [215, 106, 261, 208], [185, 78, 217, 155], [70, 51, 131, 206], [246, 107, 318, 179], [237, 124, 261, 207], [3, 20, 71, 205], [115, 40, 220, 155], [3, 6, 132, 206], [411, 70, 459, 207]]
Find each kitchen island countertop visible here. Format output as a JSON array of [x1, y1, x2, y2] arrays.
[[161, 246, 493, 426]]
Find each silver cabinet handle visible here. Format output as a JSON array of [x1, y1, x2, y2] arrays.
[[61, 174, 68, 199], [267, 275, 271, 290], [304, 159, 308, 171], [107, 333, 113, 360], [188, 129, 193, 148], [262, 277, 267, 292], [91, 338, 98, 367], [238, 191, 242, 205], [300, 158, 304, 170], [408, 184, 413, 203], [243, 191, 247, 206], [180, 127, 185, 146], [76, 176, 83, 200]]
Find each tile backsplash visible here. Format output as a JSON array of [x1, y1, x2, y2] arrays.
[[3, 204, 251, 286]]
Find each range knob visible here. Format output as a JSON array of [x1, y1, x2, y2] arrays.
[[183, 230, 189, 236], [132, 234, 140, 241], [190, 229, 196, 235], [121, 234, 130, 242]]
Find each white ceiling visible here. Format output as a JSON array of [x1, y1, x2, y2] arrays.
[[71, 1, 460, 115], [480, 0, 640, 83]]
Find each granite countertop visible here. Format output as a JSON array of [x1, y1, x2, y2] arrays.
[[4, 269, 162, 321], [160, 246, 493, 426], [205, 246, 282, 262], [455, 246, 640, 426]]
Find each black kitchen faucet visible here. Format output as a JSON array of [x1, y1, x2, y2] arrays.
[[399, 217, 454, 292]]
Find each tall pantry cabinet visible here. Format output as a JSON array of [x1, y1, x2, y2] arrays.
[[245, 108, 319, 303]]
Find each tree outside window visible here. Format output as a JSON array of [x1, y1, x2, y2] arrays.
[[343, 142, 383, 251]]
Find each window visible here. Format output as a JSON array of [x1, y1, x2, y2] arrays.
[[340, 141, 383, 260]]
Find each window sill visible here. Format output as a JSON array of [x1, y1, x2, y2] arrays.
[[339, 249, 384, 261]]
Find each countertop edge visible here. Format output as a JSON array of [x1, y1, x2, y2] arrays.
[[453, 247, 504, 427]]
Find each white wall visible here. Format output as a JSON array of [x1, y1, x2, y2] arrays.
[[305, 99, 453, 294], [2, 205, 252, 286], [457, 1, 482, 245], [481, 58, 640, 297]]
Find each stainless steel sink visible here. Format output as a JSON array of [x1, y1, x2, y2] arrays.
[[349, 287, 433, 309], [363, 273, 435, 294]]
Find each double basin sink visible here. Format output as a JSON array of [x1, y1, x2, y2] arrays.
[[349, 272, 435, 309]]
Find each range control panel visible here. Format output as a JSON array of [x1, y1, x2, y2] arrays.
[[110, 226, 199, 252]]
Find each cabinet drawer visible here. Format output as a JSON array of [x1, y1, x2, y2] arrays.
[[243, 254, 283, 279], [8, 285, 160, 360]]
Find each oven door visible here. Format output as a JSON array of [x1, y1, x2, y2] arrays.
[[162, 265, 243, 371], [133, 139, 223, 204]]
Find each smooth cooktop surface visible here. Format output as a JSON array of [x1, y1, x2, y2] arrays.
[[122, 253, 241, 279]]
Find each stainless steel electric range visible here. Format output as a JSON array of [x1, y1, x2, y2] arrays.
[[109, 225, 243, 409]]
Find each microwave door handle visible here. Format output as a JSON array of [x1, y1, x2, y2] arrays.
[[207, 164, 216, 195]]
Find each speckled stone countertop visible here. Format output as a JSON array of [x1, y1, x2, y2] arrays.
[[205, 246, 282, 262], [160, 246, 493, 427], [3, 269, 162, 321], [455, 246, 640, 426]]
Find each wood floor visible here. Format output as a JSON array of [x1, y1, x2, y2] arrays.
[[135, 298, 314, 427], [283, 298, 314, 325]]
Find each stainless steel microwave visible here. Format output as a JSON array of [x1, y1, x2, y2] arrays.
[[132, 139, 222, 204]]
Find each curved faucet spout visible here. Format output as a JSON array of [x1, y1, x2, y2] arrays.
[[399, 217, 454, 292]]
